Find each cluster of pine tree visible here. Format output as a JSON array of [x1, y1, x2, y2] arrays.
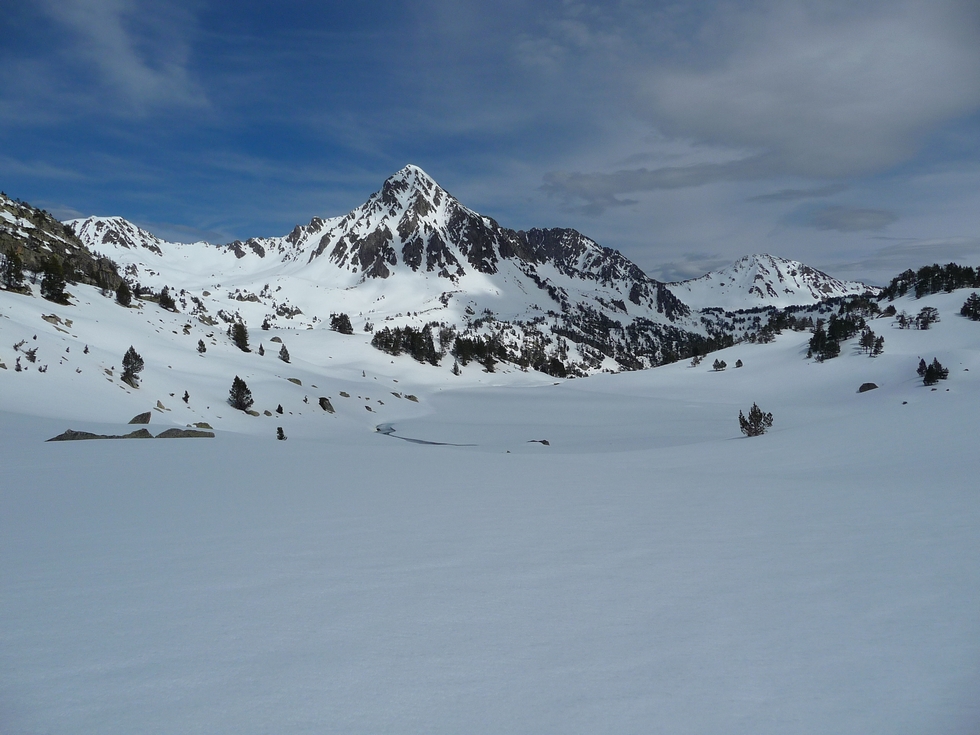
[[329, 312, 354, 334], [896, 307, 940, 330], [371, 325, 440, 364], [881, 263, 980, 300], [452, 334, 507, 369], [960, 292, 980, 321], [858, 327, 884, 357], [917, 358, 949, 386], [807, 313, 864, 361]]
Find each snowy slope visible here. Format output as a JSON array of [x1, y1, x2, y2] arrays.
[[1, 287, 978, 733], [669, 253, 878, 310]]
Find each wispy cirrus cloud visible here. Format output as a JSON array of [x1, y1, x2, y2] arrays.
[[747, 184, 848, 203], [804, 205, 898, 232], [38, 0, 207, 114]]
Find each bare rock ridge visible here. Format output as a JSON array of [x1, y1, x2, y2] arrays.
[[47, 428, 214, 441], [0, 192, 122, 291]]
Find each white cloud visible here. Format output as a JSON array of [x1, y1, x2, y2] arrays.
[[40, 0, 207, 112]]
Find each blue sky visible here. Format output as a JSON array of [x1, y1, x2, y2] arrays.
[[2, 0, 979, 284]]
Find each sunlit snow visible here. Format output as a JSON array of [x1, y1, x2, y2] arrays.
[[2, 276, 978, 733]]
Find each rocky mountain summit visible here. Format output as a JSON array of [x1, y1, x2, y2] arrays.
[[669, 253, 876, 311]]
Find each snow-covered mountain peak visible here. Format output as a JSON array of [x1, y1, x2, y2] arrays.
[[669, 253, 878, 310], [70, 216, 174, 256]]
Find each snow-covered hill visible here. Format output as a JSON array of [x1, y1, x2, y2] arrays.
[[669, 253, 877, 310], [3, 173, 979, 731], [2, 283, 978, 733]]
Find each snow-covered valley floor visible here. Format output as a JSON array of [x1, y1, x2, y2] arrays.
[[1, 288, 979, 733]]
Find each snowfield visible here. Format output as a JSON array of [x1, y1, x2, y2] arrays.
[[1, 285, 979, 733]]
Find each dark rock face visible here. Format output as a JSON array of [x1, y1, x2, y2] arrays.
[[47, 428, 153, 441], [301, 167, 687, 336], [0, 193, 123, 291], [858, 383, 879, 393], [129, 412, 152, 424], [318, 397, 335, 413], [46, 426, 214, 441], [155, 428, 215, 438]]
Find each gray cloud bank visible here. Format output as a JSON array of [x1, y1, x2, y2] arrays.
[[747, 184, 848, 203], [540, 1, 980, 213], [542, 156, 775, 214]]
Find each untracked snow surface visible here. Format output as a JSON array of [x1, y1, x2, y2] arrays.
[[1, 290, 979, 734]]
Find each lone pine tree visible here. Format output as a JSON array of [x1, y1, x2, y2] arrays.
[[228, 375, 254, 411], [230, 322, 250, 352], [121, 346, 144, 388], [40, 258, 68, 304], [158, 286, 176, 311], [739, 403, 773, 437], [115, 280, 132, 306], [2, 251, 25, 290]]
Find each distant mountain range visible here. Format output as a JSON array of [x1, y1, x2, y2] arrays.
[[668, 253, 878, 311], [3, 167, 877, 375]]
